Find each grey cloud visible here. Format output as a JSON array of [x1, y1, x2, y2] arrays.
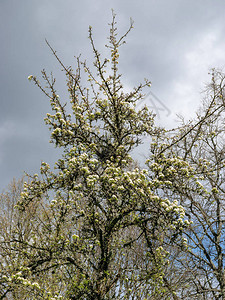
[[1, 0, 225, 191]]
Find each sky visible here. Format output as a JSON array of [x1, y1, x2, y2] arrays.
[[1, 0, 225, 192]]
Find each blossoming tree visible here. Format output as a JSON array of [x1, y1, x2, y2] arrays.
[[0, 13, 187, 300]]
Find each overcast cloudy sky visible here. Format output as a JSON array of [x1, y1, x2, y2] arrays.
[[1, 0, 225, 191]]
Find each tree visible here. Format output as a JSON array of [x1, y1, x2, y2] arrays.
[[0, 13, 187, 300], [0, 178, 44, 299], [148, 70, 225, 299]]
